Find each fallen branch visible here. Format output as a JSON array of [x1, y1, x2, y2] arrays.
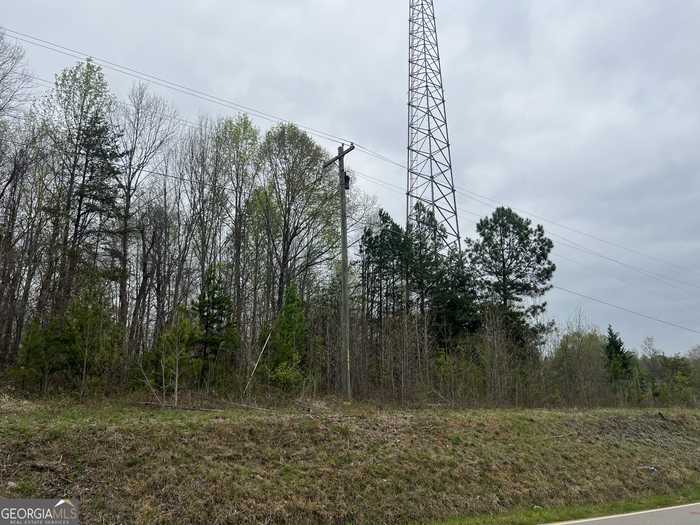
[[229, 402, 277, 412], [135, 402, 223, 413]]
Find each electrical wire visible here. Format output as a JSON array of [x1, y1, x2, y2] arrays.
[[552, 286, 700, 335], [5, 25, 692, 278], [1, 27, 353, 146], [3, 136, 699, 336], [3, 28, 700, 330], [5, 99, 698, 297]]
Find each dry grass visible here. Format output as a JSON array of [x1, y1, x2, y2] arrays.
[[1, 397, 699, 524]]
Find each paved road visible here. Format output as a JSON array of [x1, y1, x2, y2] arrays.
[[549, 503, 700, 524]]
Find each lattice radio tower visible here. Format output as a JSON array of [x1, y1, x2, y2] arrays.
[[406, 0, 461, 250]]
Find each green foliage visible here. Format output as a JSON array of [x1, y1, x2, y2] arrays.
[[431, 249, 480, 345], [216, 114, 260, 169], [159, 309, 198, 361], [406, 203, 446, 301], [259, 123, 338, 309], [360, 209, 407, 316], [689, 346, 700, 391], [50, 59, 123, 218], [434, 343, 485, 402], [6, 56, 700, 410], [268, 360, 303, 390], [547, 329, 610, 406], [14, 320, 75, 393], [639, 339, 695, 405], [220, 322, 241, 357], [360, 206, 480, 346], [149, 307, 200, 402], [15, 284, 118, 394], [466, 207, 555, 316], [604, 325, 634, 384], [466, 207, 556, 348], [68, 285, 120, 385], [267, 284, 306, 389], [194, 266, 233, 351], [193, 266, 235, 387]]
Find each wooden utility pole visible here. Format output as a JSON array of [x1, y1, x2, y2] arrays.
[[324, 143, 355, 400]]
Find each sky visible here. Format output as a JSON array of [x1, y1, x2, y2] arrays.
[[4, 0, 700, 354]]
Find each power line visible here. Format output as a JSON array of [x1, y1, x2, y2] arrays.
[[5, 131, 695, 305], [354, 169, 700, 334], [456, 189, 692, 274], [5, 37, 700, 298], [6, 25, 692, 279], [5, 103, 698, 296], [445, 181, 700, 290], [352, 171, 700, 313], [3, 136, 698, 337], [354, 170, 700, 291], [355, 143, 692, 275], [21, 71, 410, 171], [553, 285, 700, 336], [550, 232, 699, 294], [552, 252, 660, 290], [356, 149, 692, 275], [1, 27, 353, 147]]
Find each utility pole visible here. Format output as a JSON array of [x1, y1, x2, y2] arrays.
[[324, 143, 355, 400]]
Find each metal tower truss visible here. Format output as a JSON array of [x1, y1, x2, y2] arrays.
[[407, 0, 461, 250]]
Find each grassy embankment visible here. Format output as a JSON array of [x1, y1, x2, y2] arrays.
[[1, 395, 699, 524]]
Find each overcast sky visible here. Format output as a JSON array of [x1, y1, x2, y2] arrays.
[[4, 0, 700, 354]]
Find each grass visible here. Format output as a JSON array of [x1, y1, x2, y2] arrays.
[[1, 395, 700, 524], [440, 485, 700, 524]]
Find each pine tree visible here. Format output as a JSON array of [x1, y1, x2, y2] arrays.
[[38, 59, 123, 320], [431, 249, 480, 346], [193, 266, 233, 388], [406, 203, 445, 312], [466, 207, 556, 347], [267, 283, 306, 389], [605, 325, 633, 383]]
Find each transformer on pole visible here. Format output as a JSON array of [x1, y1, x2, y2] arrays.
[[407, 0, 461, 250]]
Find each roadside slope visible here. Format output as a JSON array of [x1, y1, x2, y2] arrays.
[[1, 400, 699, 524]]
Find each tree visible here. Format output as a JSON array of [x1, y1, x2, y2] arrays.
[[689, 345, 700, 392], [406, 204, 458, 384], [217, 115, 259, 343], [259, 124, 338, 311], [153, 307, 198, 407], [15, 320, 71, 395], [37, 59, 122, 319], [548, 328, 610, 407], [431, 249, 480, 345], [406, 203, 446, 308], [193, 266, 233, 390], [604, 325, 633, 384], [112, 83, 175, 358], [67, 282, 119, 399], [267, 283, 306, 389], [466, 207, 555, 341], [0, 116, 45, 368], [0, 33, 30, 119], [358, 210, 408, 395], [179, 118, 228, 293], [639, 338, 694, 405]]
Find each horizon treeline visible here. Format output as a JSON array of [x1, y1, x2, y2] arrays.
[[1, 35, 698, 407]]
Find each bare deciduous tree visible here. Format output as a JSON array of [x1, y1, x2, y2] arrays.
[[0, 33, 30, 119]]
